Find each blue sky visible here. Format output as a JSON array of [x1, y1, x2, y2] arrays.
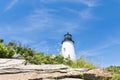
[[0, 0, 120, 67]]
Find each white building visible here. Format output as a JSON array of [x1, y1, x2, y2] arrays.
[[60, 32, 76, 61]]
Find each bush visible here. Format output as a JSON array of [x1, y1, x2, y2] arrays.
[[106, 66, 120, 74], [0, 43, 15, 58], [106, 66, 120, 80], [27, 53, 96, 69], [69, 56, 96, 69], [0, 39, 34, 59], [110, 74, 120, 80]]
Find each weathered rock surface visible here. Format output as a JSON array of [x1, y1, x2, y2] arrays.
[[0, 59, 86, 80], [0, 59, 112, 80], [84, 69, 112, 80]]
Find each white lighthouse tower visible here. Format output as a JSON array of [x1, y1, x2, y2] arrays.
[[60, 32, 76, 60]]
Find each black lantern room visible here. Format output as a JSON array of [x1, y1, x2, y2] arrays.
[[62, 32, 74, 44]]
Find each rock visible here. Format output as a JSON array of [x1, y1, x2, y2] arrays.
[[59, 78, 84, 80], [1, 59, 113, 80], [0, 59, 88, 80], [12, 54, 22, 59], [0, 59, 26, 69], [84, 69, 112, 80]]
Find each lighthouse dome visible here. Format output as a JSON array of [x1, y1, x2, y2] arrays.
[[62, 32, 74, 44]]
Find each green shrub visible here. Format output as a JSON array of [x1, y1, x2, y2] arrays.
[[0, 43, 15, 58], [110, 74, 120, 80], [0, 39, 34, 59], [106, 66, 120, 74], [69, 56, 96, 69], [22, 53, 96, 69], [79, 74, 84, 79], [106, 66, 120, 80]]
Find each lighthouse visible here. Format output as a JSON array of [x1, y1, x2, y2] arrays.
[[60, 32, 76, 60]]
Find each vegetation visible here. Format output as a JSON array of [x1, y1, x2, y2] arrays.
[[0, 43, 15, 58], [0, 38, 96, 69], [106, 66, 120, 74], [70, 56, 96, 68], [28, 53, 96, 68], [111, 74, 120, 80], [0, 39, 34, 59], [106, 66, 120, 80]]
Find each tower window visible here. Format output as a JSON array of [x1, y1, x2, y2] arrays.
[[68, 54, 70, 58], [63, 48, 66, 52]]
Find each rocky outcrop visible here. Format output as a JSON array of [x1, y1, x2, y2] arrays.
[[0, 59, 112, 80], [0, 59, 26, 68], [84, 69, 112, 80], [0, 59, 87, 80]]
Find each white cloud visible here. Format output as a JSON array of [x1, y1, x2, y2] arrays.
[[78, 37, 120, 57], [32, 41, 52, 53], [111, 38, 120, 45], [10, 36, 34, 45], [80, 9, 94, 19], [40, 0, 99, 7], [79, 49, 99, 57], [4, 0, 19, 12], [77, 38, 120, 67], [79, 0, 99, 7], [57, 21, 81, 33], [32, 40, 60, 54], [0, 26, 31, 43], [63, 7, 96, 20], [0, 26, 34, 45], [24, 9, 55, 31], [0, 26, 20, 35], [24, 8, 84, 34]]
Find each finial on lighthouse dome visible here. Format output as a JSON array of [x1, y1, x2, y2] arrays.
[[60, 32, 76, 61]]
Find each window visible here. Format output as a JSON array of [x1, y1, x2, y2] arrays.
[[68, 54, 70, 58], [63, 48, 66, 52]]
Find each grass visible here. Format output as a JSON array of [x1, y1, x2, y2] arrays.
[[68, 56, 97, 69]]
